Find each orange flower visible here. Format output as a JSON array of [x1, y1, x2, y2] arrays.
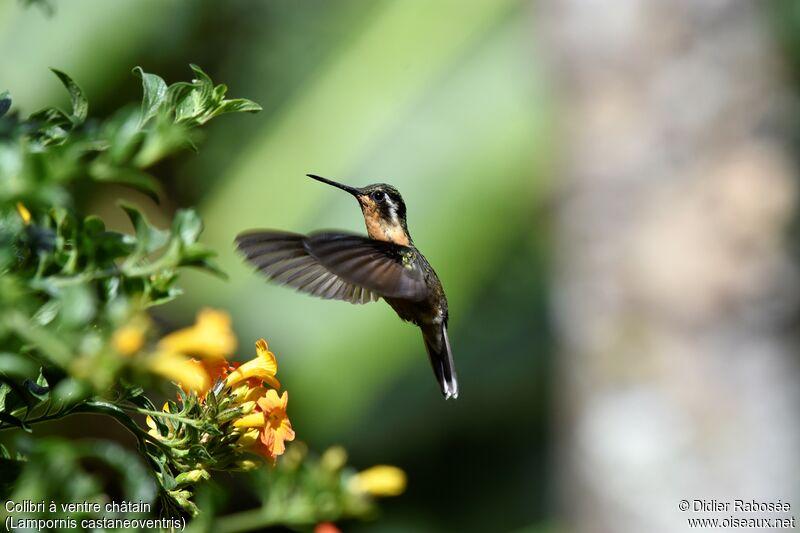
[[257, 390, 295, 460], [234, 389, 295, 461], [204, 357, 240, 385]]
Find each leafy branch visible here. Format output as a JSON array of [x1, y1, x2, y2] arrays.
[[0, 64, 261, 513]]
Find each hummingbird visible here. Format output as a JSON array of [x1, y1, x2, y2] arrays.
[[234, 174, 458, 399]]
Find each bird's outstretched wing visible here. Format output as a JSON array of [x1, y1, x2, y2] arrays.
[[235, 230, 427, 304]]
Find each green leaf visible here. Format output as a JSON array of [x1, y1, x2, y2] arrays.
[[49, 205, 71, 232], [147, 287, 183, 307], [32, 300, 60, 326], [90, 161, 163, 203], [0, 354, 39, 380], [172, 209, 203, 245], [96, 232, 136, 262], [103, 107, 146, 164], [5, 311, 72, 367], [59, 284, 96, 327], [79, 215, 107, 263], [49, 379, 91, 412], [179, 243, 215, 263], [27, 106, 72, 145], [179, 244, 226, 278], [50, 68, 88, 124], [174, 87, 203, 124], [28, 106, 70, 127], [131, 116, 192, 167], [119, 202, 169, 254], [0, 382, 9, 412], [82, 214, 105, 235], [165, 81, 194, 109], [170, 64, 262, 125], [214, 98, 262, 115], [133, 66, 168, 127], [189, 63, 215, 109]]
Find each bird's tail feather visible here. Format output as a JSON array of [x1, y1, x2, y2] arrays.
[[422, 322, 458, 400]]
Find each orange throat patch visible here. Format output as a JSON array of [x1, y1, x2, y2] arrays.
[[361, 199, 410, 246]]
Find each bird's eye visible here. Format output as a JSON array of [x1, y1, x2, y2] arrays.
[[371, 191, 386, 203]]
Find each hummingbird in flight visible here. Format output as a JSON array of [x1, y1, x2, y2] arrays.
[[235, 174, 458, 399]]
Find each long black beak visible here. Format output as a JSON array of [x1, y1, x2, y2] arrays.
[[306, 174, 362, 197]]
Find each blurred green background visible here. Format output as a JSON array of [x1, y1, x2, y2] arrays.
[[0, 1, 552, 531]]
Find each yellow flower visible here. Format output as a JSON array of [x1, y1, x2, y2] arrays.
[[236, 427, 260, 448], [16, 202, 31, 224], [224, 339, 280, 390], [233, 389, 295, 462], [157, 308, 236, 360], [112, 323, 146, 356], [320, 446, 348, 471], [146, 402, 171, 439], [233, 411, 264, 429], [349, 465, 407, 497], [148, 351, 210, 392], [235, 459, 259, 471]]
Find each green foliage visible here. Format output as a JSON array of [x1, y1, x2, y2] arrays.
[[0, 65, 256, 515], [0, 65, 242, 394], [4, 437, 156, 523], [0, 65, 260, 206], [135, 65, 262, 129]]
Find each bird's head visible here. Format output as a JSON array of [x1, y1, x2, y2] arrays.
[[307, 174, 411, 246]]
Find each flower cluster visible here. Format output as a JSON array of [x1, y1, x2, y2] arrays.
[[217, 338, 295, 463], [133, 310, 294, 514], [141, 309, 295, 462]]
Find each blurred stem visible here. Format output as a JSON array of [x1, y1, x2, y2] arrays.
[[37, 248, 176, 290], [215, 494, 332, 533], [5, 310, 72, 366], [32, 267, 119, 288], [132, 406, 208, 429]]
